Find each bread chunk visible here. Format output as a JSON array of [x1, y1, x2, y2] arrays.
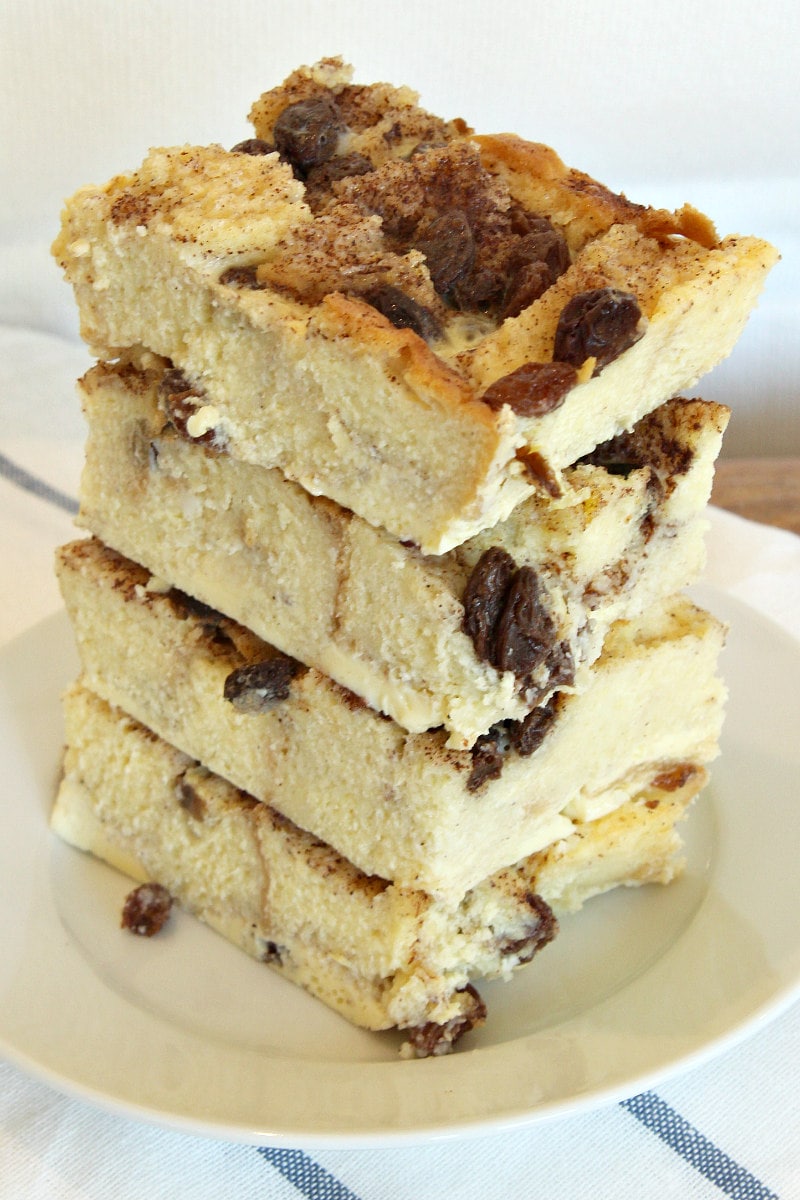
[[52, 682, 709, 1048], [52, 57, 777, 552], [74, 353, 727, 748], [57, 536, 726, 901]]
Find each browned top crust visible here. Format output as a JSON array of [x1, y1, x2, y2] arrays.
[[474, 134, 719, 250], [53, 56, 777, 551]]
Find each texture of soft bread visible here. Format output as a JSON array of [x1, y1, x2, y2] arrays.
[[57, 537, 726, 902], [74, 353, 728, 749], [52, 682, 708, 1045], [52, 57, 777, 553]]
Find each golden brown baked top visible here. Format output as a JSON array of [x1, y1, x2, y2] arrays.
[[53, 57, 777, 551], [99, 56, 740, 405]]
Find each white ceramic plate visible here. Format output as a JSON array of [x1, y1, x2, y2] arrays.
[[1, 586, 799, 1147]]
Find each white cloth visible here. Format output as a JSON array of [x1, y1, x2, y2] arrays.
[[2, 5, 799, 1184], [1, 321, 799, 1198]]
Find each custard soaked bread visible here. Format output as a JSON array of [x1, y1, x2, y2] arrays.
[[52, 682, 710, 1049], [53, 58, 777, 553], [75, 353, 727, 748], [57, 538, 726, 901]]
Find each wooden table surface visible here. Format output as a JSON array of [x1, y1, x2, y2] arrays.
[[711, 456, 800, 535]]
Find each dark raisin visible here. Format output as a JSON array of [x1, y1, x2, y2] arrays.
[[544, 640, 575, 689], [218, 265, 264, 290], [451, 265, 504, 310], [510, 693, 560, 757], [158, 368, 220, 445], [176, 775, 205, 821], [577, 429, 644, 475], [497, 894, 558, 963], [361, 284, 441, 342], [513, 227, 570, 283], [121, 882, 173, 937], [158, 366, 200, 406], [508, 206, 557, 238], [230, 138, 276, 156], [499, 222, 569, 315], [500, 260, 553, 320], [480, 361, 578, 417], [223, 655, 304, 713], [273, 95, 344, 175], [261, 941, 284, 964], [466, 727, 506, 791], [493, 566, 555, 678], [403, 985, 487, 1057], [169, 589, 218, 621], [553, 287, 644, 375], [514, 447, 562, 496], [305, 152, 374, 189], [462, 548, 516, 664], [414, 210, 475, 295]]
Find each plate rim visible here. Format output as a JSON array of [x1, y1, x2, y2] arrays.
[[2, 586, 800, 1148]]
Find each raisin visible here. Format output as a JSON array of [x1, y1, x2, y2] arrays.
[[218, 265, 264, 290], [510, 693, 560, 757], [403, 985, 487, 1057], [544, 640, 575, 689], [176, 775, 205, 821], [451, 265, 504, 311], [466, 726, 506, 791], [493, 566, 555, 677], [158, 366, 200, 407], [121, 882, 172, 937], [554, 287, 644, 375], [462, 547, 516, 663], [500, 260, 553, 320], [514, 447, 562, 496], [480, 361, 578, 418], [414, 210, 475, 295], [260, 941, 284, 964], [305, 152, 374, 189], [497, 894, 558, 963], [304, 153, 375, 212], [514, 227, 570, 282], [463, 551, 557, 684], [157, 368, 217, 444], [361, 284, 441, 342], [273, 95, 344, 175], [230, 137, 276, 156], [223, 655, 304, 713]]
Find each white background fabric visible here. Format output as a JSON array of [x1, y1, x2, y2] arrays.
[[1, 0, 799, 456], [1, 3, 799, 1194]]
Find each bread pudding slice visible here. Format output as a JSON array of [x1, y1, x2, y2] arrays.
[[52, 682, 709, 1052], [52, 57, 777, 553]]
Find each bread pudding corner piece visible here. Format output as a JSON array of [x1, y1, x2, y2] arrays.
[[52, 57, 778, 553], [52, 682, 709, 1055]]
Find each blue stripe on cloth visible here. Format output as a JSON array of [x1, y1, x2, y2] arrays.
[[256, 1148, 364, 1200], [0, 451, 78, 515], [621, 1092, 780, 1199]]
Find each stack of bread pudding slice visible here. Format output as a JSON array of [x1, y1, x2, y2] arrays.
[[51, 59, 777, 1055]]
